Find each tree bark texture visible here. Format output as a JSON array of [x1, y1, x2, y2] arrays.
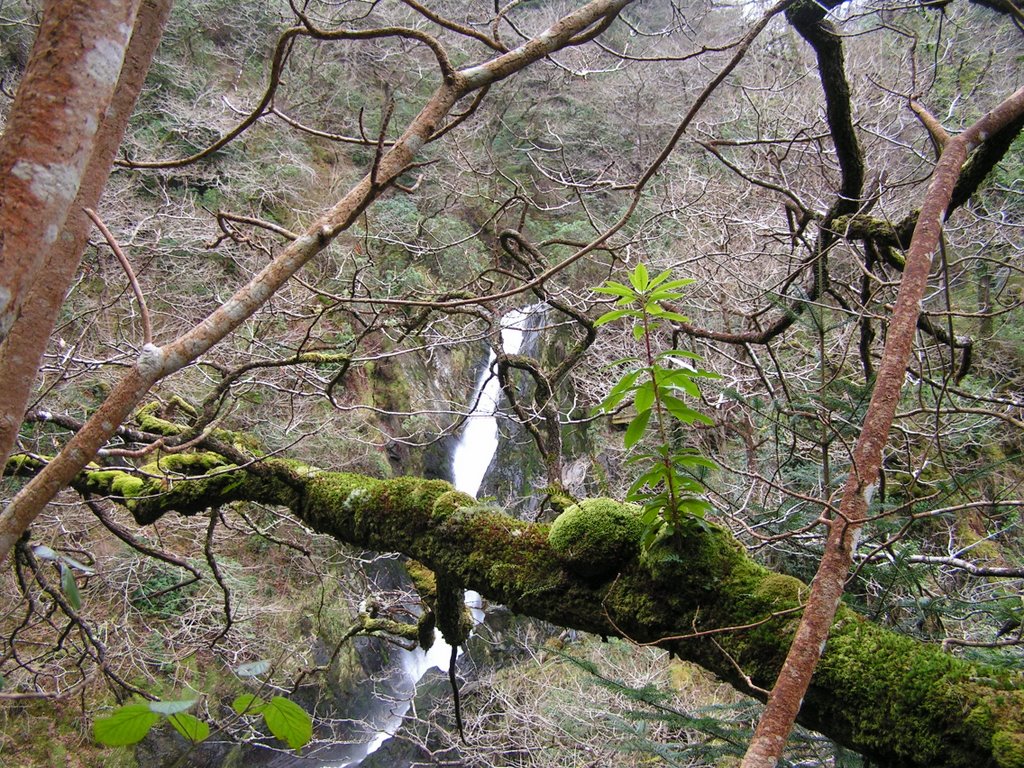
[[0, 0, 171, 480], [28, 450, 1021, 768], [0, 0, 140, 344]]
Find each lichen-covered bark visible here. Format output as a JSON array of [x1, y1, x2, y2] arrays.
[[43, 455, 1023, 768]]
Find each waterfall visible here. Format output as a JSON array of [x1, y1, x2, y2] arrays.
[[314, 305, 544, 767], [450, 305, 539, 496]]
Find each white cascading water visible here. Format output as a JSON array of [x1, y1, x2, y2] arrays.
[[324, 305, 542, 767]]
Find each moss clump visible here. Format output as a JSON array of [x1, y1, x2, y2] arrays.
[[548, 498, 642, 579], [753, 572, 807, 605], [432, 490, 473, 521], [993, 731, 1024, 768], [140, 451, 228, 476], [405, 560, 437, 601]]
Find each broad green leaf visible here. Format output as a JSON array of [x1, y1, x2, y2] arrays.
[[262, 696, 313, 751], [634, 464, 668, 486], [60, 554, 94, 575], [595, 370, 643, 414], [678, 499, 712, 518], [169, 713, 210, 743], [594, 309, 635, 327], [640, 506, 663, 525], [646, 269, 674, 289], [624, 409, 651, 449], [629, 263, 650, 292], [235, 659, 272, 678], [232, 694, 267, 715], [60, 563, 81, 611], [654, 310, 690, 323], [656, 349, 703, 362], [672, 452, 718, 470], [662, 395, 714, 425], [592, 281, 636, 298], [671, 374, 701, 398], [646, 291, 686, 305], [658, 278, 696, 291], [608, 369, 642, 396], [631, 324, 646, 341], [673, 476, 707, 493], [633, 380, 655, 413], [94, 703, 161, 746], [149, 699, 197, 716]]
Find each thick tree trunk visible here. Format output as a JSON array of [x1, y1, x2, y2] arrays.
[[41, 453, 1022, 768], [0, 0, 171, 478], [0, 0, 140, 343]]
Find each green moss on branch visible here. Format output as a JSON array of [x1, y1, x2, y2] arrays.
[[68, 458, 1023, 767]]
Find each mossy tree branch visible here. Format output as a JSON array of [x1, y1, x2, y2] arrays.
[[16, 453, 1021, 768]]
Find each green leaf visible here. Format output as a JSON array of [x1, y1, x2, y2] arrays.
[[149, 699, 197, 716], [633, 380, 655, 413], [261, 696, 313, 751], [235, 659, 272, 678], [594, 309, 635, 327], [658, 278, 696, 292], [169, 713, 210, 743], [624, 409, 651, 449], [672, 452, 718, 471], [655, 310, 690, 323], [671, 374, 701, 398], [60, 563, 81, 611], [640, 505, 663, 525], [662, 395, 714, 425], [629, 263, 650, 292], [646, 269, 674, 289], [656, 349, 703, 362], [592, 281, 636, 299], [647, 291, 686, 305], [94, 704, 161, 746], [595, 370, 643, 414], [232, 694, 267, 715]]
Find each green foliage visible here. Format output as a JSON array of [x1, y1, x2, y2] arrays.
[[232, 694, 313, 751], [93, 700, 199, 747], [130, 564, 197, 619], [593, 265, 719, 547], [32, 544, 93, 610], [93, 660, 311, 753]]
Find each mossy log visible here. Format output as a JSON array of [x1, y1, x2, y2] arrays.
[[51, 455, 1024, 768]]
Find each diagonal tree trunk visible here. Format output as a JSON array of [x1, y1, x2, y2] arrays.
[[0, 0, 637, 566], [740, 85, 1024, 768]]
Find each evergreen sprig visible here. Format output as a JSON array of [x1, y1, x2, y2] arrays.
[[593, 264, 719, 547]]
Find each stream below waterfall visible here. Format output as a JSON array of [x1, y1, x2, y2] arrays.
[[305, 304, 545, 768]]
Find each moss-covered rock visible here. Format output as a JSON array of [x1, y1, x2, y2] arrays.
[[548, 498, 643, 579]]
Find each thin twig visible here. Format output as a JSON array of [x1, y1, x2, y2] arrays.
[[84, 208, 152, 345]]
